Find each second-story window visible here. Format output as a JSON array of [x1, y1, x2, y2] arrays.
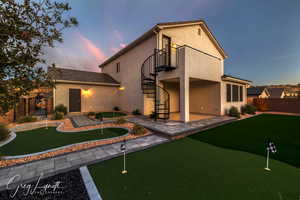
[[116, 62, 120, 73]]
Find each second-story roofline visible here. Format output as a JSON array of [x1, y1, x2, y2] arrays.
[[99, 19, 228, 68]]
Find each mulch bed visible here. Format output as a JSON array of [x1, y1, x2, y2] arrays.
[[0, 169, 89, 200], [0, 119, 151, 168]]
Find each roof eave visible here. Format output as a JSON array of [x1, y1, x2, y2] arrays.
[[99, 26, 159, 68], [222, 75, 252, 85], [54, 79, 120, 87]]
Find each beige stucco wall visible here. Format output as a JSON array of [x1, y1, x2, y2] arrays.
[[221, 81, 247, 115], [102, 35, 157, 114], [189, 80, 221, 115], [185, 47, 222, 82], [164, 82, 180, 113], [158, 25, 224, 82], [159, 24, 223, 59], [54, 83, 119, 113]]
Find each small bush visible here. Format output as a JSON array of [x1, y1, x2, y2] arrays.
[[52, 112, 64, 120], [131, 124, 147, 135], [54, 104, 67, 115], [228, 106, 240, 118], [17, 115, 37, 123], [150, 112, 156, 119], [0, 124, 10, 142], [87, 112, 96, 116], [241, 104, 256, 115], [113, 106, 120, 111], [115, 118, 127, 124], [95, 112, 103, 120], [132, 109, 141, 115]]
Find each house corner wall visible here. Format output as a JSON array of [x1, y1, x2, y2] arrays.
[[102, 35, 157, 114]]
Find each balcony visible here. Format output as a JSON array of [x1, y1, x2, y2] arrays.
[[158, 45, 223, 82]]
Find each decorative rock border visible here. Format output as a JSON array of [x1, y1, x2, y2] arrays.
[[80, 166, 103, 200], [0, 120, 151, 168]]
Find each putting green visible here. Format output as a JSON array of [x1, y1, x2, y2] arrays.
[[88, 114, 300, 199], [0, 127, 128, 156]]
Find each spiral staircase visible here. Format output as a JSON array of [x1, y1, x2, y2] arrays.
[[141, 48, 176, 120]]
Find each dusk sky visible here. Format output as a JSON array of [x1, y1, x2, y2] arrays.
[[46, 0, 300, 85]]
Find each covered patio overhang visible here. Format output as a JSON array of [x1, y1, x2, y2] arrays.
[[161, 77, 221, 122]]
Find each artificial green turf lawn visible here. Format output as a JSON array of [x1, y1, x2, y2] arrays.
[[88, 114, 300, 200], [0, 127, 128, 156], [189, 114, 300, 168], [97, 112, 127, 118]]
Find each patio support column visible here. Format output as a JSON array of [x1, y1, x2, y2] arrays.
[[180, 77, 189, 122], [179, 47, 189, 122]]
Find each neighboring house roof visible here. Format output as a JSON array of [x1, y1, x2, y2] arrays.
[[247, 87, 269, 96], [48, 67, 120, 86], [222, 74, 252, 85], [268, 88, 285, 98], [99, 19, 228, 68]]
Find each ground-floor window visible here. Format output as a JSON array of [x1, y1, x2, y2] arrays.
[[226, 84, 244, 102]]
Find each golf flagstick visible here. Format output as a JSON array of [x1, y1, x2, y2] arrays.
[[264, 149, 270, 171], [264, 140, 277, 171], [120, 140, 127, 174], [45, 109, 48, 129], [123, 150, 126, 173], [100, 115, 103, 135]]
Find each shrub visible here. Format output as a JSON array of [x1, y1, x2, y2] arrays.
[[132, 109, 141, 115], [17, 115, 37, 123], [113, 106, 120, 111], [87, 112, 96, 116], [228, 106, 240, 118], [241, 104, 256, 115], [253, 99, 268, 111], [150, 112, 156, 119], [54, 104, 67, 115], [131, 124, 147, 135], [0, 124, 10, 142], [95, 112, 103, 120], [52, 112, 64, 120], [115, 118, 127, 124]]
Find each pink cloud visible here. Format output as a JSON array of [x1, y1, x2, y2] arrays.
[[120, 43, 126, 48], [110, 43, 126, 53], [77, 33, 106, 62]]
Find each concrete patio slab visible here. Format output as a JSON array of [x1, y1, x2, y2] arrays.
[[128, 116, 236, 137]]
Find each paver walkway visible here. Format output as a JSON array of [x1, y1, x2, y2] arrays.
[[128, 116, 236, 137], [70, 115, 103, 127], [0, 134, 168, 191]]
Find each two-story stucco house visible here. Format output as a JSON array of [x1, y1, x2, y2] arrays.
[[44, 19, 251, 124], [97, 19, 251, 122]]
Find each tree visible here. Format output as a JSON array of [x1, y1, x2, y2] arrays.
[[0, 0, 78, 115]]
